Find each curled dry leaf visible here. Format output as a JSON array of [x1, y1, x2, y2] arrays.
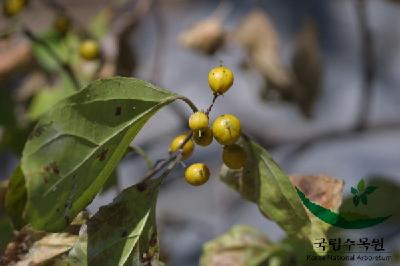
[[0, 227, 78, 266], [179, 16, 225, 55], [291, 20, 322, 117], [289, 174, 344, 230], [234, 9, 291, 91]]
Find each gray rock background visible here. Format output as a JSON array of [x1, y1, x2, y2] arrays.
[[1, 0, 400, 265]]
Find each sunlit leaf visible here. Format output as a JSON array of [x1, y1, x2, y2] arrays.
[[21, 77, 179, 231]]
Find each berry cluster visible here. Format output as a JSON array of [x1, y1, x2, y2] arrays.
[[169, 65, 247, 186]]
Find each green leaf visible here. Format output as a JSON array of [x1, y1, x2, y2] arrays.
[[31, 30, 73, 73], [88, 177, 162, 265], [357, 179, 365, 192], [220, 138, 327, 252], [0, 216, 14, 255], [365, 186, 377, 194], [200, 225, 272, 266], [353, 196, 360, 206], [27, 83, 76, 121], [88, 9, 112, 40], [360, 194, 368, 205], [21, 77, 179, 231], [350, 187, 358, 195], [5, 165, 27, 229]]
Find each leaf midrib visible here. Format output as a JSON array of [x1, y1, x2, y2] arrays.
[[35, 96, 177, 196]]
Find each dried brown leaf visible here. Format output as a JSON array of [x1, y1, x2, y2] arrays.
[[291, 20, 322, 117], [0, 227, 78, 266], [179, 17, 225, 55], [234, 9, 291, 90]]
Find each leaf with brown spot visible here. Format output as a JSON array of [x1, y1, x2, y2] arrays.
[[220, 137, 328, 254], [87, 177, 162, 265], [21, 77, 179, 231], [200, 225, 272, 266], [289, 175, 344, 231]]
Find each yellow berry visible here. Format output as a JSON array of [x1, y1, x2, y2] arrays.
[[193, 128, 213, 147], [185, 163, 210, 186], [208, 65, 234, 95], [3, 0, 27, 17], [223, 145, 247, 169], [212, 114, 241, 145], [54, 15, 71, 34], [169, 133, 194, 160], [79, 39, 100, 61], [189, 112, 209, 131]]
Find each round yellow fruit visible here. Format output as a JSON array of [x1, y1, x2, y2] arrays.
[[212, 114, 241, 145], [223, 144, 247, 169], [193, 128, 213, 147], [79, 39, 99, 60], [169, 133, 194, 160], [208, 65, 234, 95], [54, 15, 71, 34], [3, 0, 27, 17], [185, 163, 210, 186], [189, 112, 209, 131]]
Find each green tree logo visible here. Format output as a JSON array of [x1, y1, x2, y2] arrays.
[[351, 179, 378, 206]]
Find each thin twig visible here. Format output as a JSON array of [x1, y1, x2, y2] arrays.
[[354, 0, 375, 131], [22, 28, 81, 90], [205, 94, 219, 115], [140, 132, 193, 183], [176, 96, 198, 113]]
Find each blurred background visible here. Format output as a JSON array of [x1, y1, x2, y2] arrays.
[[0, 0, 400, 265]]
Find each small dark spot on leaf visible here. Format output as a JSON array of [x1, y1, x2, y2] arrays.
[[115, 106, 122, 116], [121, 230, 128, 238], [97, 149, 108, 162], [42, 175, 49, 184], [56, 208, 60, 213], [44, 161, 60, 175], [149, 233, 158, 246], [137, 182, 147, 192]]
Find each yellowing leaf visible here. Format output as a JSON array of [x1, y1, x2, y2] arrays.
[[200, 225, 271, 266], [220, 137, 327, 254]]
